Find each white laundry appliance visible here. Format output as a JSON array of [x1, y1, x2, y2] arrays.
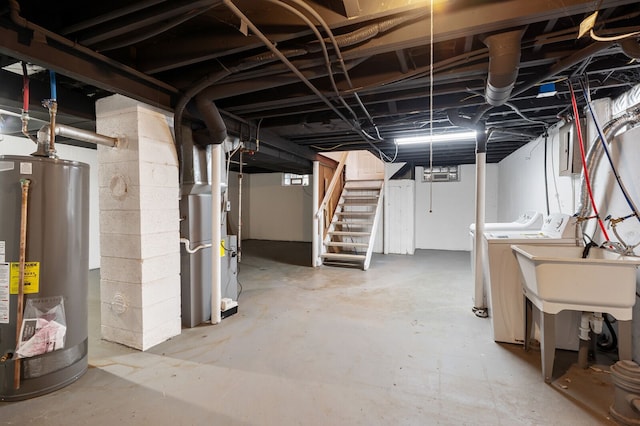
[[469, 211, 543, 306], [483, 213, 582, 349]]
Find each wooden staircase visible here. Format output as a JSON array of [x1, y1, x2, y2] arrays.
[[321, 180, 383, 270]]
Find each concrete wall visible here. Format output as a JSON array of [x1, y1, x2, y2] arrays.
[[415, 164, 499, 251], [242, 172, 314, 242], [0, 134, 100, 269]]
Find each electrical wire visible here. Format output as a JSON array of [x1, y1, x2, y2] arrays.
[[265, 0, 360, 122], [579, 77, 640, 224], [567, 81, 610, 240], [281, 0, 383, 141], [223, 0, 395, 161], [543, 132, 550, 215], [590, 28, 640, 42]]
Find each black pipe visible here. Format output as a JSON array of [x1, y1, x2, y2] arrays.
[[476, 123, 487, 153], [447, 109, 480, 130], [195, 95, 227, 145], [620, 38, 640, 60]]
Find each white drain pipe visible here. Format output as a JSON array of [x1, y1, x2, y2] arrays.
[[211, 143, 222, 325], [473, 129, 487, 313], [312, 160, 319, 267]]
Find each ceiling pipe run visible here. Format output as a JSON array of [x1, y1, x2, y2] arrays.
[[472, 41, 615, 123], [483, 29, 525, 107]]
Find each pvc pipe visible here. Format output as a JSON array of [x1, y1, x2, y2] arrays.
[[473, 151, 486, 311], [237, 150, 243, 263], [312, 160, 319, 267], [383, 168, 389, 255], [591, 312, 604, 335], [211, 143, 222, 325], [579, 312, 591, 340], [179, 238, 212, 254]]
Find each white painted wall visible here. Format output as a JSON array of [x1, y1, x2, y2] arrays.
[[0, 134, 100, 269], [245, 172, 314, 242], [497, 97, 640, 362], [415, 164, 499, 251]]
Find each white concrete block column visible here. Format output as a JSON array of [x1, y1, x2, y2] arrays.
[[96, 94, 181, 350]]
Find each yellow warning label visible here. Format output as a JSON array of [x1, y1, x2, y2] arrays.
[[220, 241, 225, 257], [10, 262, 40, 294]]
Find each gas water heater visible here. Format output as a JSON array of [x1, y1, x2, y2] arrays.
[[0, 155, 89, 401]]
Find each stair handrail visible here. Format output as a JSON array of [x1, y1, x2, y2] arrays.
[[315, 152, 348, 266], [316, 151, 348, 220]]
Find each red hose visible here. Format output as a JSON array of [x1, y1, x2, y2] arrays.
[[568, 83, 610, 241]]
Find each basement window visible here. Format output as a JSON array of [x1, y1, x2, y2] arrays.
[[282, 173, 309, 186], [423, 166, 460, 182]]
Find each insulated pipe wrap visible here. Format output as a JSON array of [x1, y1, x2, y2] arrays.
[[483, 29, 525, 106]]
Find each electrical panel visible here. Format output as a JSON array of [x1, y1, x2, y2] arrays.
[[558, 120, 584, 176]]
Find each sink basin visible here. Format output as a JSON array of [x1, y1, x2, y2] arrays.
[[512, 244, 640, 382], [511, 244, 640, 320]]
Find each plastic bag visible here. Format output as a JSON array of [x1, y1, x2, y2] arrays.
[[15, 296, 67, 359]]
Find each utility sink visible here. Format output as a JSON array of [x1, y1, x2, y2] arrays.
[[512, 244, 640, 382], [511, 244, 640, 320]]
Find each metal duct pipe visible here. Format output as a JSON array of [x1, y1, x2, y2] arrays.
[[483, 29, 525, 107], [473, 41, 615, 123], [195, 95, 227, 145], [620, 38, 640, 60], [575, 107, 640, 219]]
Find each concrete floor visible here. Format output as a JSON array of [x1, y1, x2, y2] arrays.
[[0, 241, 617, 425]]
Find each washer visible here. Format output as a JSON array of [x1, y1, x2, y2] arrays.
[[483, 213, 581, 349], [469, 211, 543, 306]]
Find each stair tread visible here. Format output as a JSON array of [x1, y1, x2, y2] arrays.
[[326, 241, 368, 247], [334, 221, 374, 226], [328, 231, 371, 236], [340, 203, 378, 207], [337, 211, 375, 216], [321, 253, 366, 260]]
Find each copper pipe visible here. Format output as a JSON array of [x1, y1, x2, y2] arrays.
[[14, 178, 31, 390], [48, 101, 57, 157]]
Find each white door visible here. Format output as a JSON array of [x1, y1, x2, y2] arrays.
[[386, 180, 415, 254]]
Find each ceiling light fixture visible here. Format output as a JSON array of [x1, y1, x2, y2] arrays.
[[395, 131, 477, 145]]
